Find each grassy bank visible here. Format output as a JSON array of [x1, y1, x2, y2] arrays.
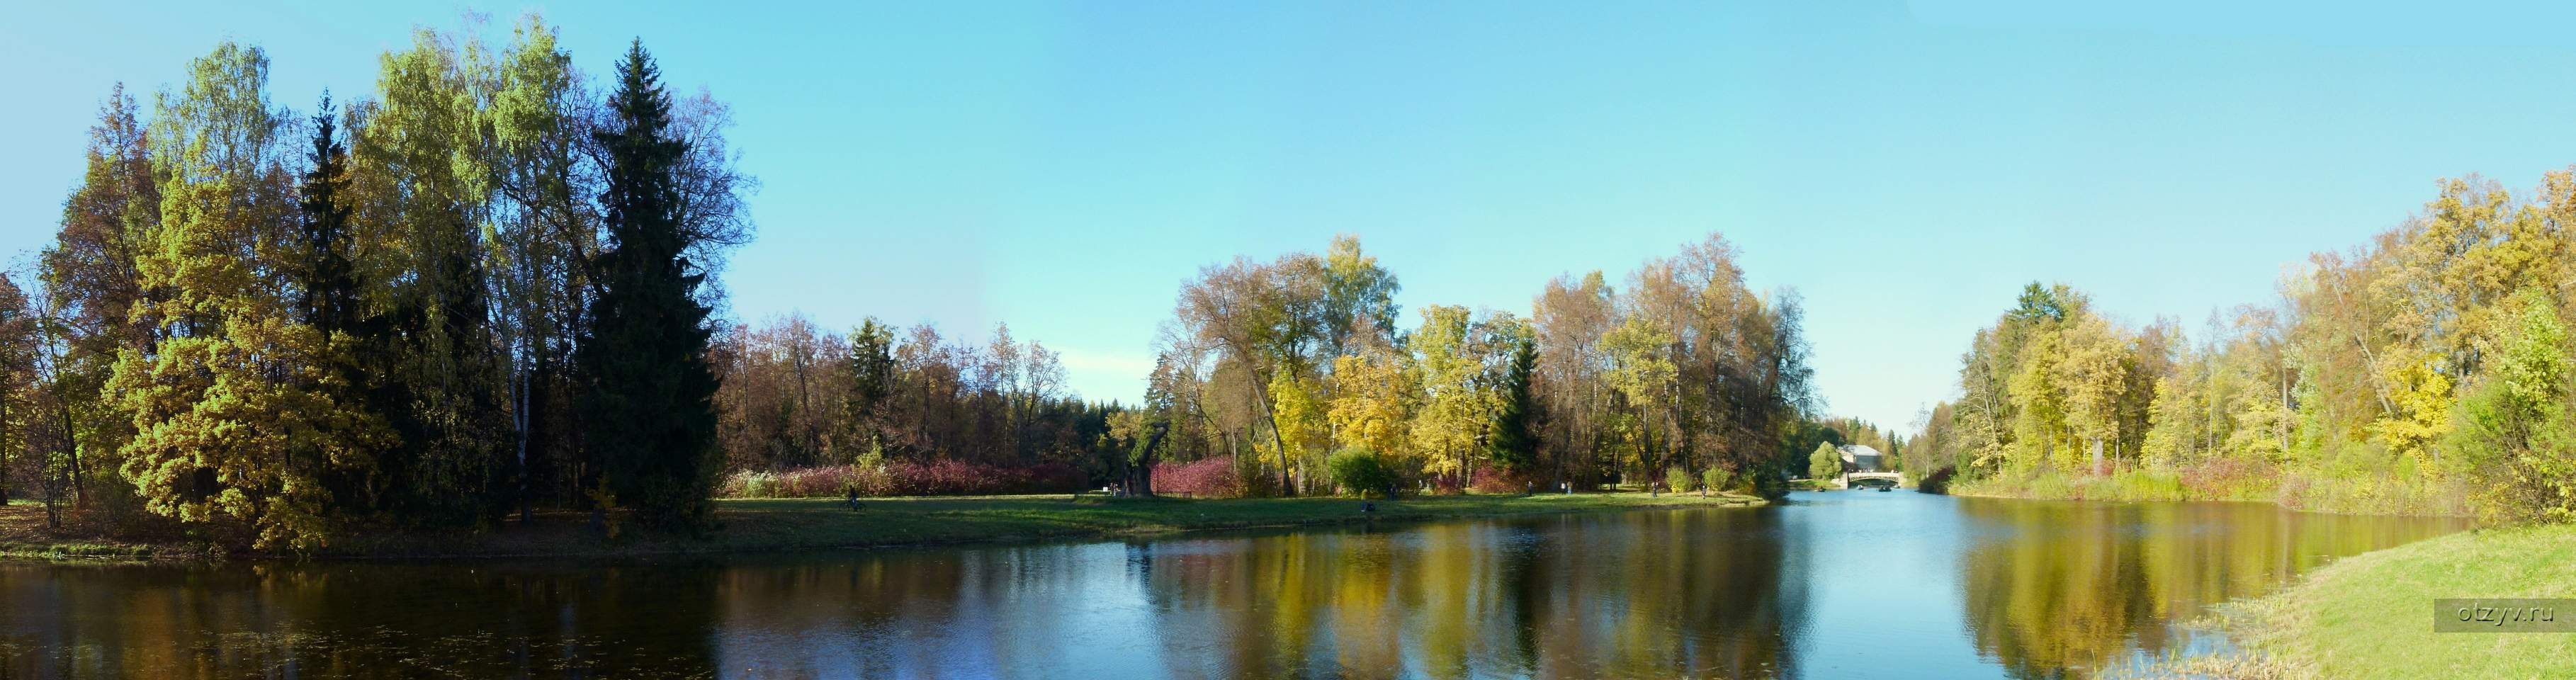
[[1947, 464, 2468, 517], [1951, 468, 2271, 504], [2138, 523, 2576, 679], [1, 491, 1763, 562]]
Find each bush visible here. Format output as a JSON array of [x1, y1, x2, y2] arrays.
[[718, 460, 1088, 499], [1469, 467, 1529, 494], [878, 459, 1088, 496], [1702, 466, 1735, 494], [1151, 455, 1247, 498], [1329, 448, 1401, 499], [718, 467, 867, 499], [1916, 465, 1956, 494], [1665, 465, 1696, 493]]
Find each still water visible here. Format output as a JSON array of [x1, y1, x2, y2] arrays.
[[0, 492, 2467, 679]]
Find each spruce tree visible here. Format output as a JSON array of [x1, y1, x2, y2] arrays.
[[296, 94, 384, 511], [298, 94, 359, 339], [1486, 336, 1541, 477], [578, 40, 722, 528]]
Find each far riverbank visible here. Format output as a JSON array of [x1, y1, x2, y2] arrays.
[[0, 491, 1763, 562], [1946, 466, 2469, 518]]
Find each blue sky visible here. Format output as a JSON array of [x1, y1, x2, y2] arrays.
[[8, 1, 2576, 431]]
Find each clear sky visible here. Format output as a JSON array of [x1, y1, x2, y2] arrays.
[[9, 1, 2576, 431]]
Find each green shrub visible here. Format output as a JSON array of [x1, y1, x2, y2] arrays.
[[1665, 465, 1696, 493], [1329, 448, 1401, 499], [1702, 467, 1735, 494]]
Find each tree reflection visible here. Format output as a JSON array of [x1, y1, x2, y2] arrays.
[[0, 560, 724, 679], [1131, 509, 1794, 679], [1955, 499, 2465, 679], [4, 499, 2462, 680]]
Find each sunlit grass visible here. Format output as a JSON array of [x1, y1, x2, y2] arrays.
[[2133, 523, 2576, 679], [696, 491, 1765, 552], [1953, 457, 2469, 517]]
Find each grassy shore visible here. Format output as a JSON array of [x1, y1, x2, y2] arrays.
[[2137, 523, 2576, 679], [0, 491, 1763, 562], [1948, 467, 2469, 517]]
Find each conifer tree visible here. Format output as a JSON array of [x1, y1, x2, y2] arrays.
[[1486, 336, 1540, 477], [577, 40, 723, 528], [295, 94, 387, 511]]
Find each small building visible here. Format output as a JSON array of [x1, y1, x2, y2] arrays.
[[1838, 444, 1884, 472]]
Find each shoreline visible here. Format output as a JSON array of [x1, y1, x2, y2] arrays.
[[2137, 523, 2576, 679], [1943, 468, 2470, 518], [0, 492, 1766, 564]]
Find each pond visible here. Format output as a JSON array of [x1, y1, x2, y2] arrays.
[[0, 492, 2468, 679]]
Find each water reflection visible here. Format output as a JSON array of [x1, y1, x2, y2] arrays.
[[1126, 512, 1797, 679], [1953, 498, 2468, 679], [0, 494, 2464, 679]]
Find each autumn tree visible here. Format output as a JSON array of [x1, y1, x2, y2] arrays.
[[111, 43, 393, 550], [2451, 288, 2576, 523], [0, 274, 35, 505], [1601, 316, 1677, 492]]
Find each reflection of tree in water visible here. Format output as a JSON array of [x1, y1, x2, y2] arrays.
[[1131, 509, 1795, 679], [1954, 499, 2466, 679], [0, 560, 725, 679], [4, 506, 1837, 679]]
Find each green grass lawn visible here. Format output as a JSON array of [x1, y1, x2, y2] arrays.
[[4, 490, 1762, 561], [2145, 523, 2576, 679], [690, 491, 1763, 552]]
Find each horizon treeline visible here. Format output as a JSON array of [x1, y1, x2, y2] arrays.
[[713, 232, 1829, 501], [1906, 172, 2576, 523], [711, 316, 1116, 479], [0, 18, 751, 549]]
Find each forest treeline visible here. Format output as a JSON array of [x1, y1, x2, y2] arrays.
[[0, 19, 750, 549], [1905, 174, 2576, 523], [1, 20, 1840, 552], [715, 233, 1828, 502]]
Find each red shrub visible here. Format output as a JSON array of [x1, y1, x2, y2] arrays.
[[722, 460, 1089, 498], [1151, 455, 1246, 498], [876, 459, 1088, 496], [1469, 467, 1532, 494]]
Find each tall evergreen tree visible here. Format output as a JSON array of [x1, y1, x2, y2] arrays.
[[1486, 336, 1540, 478], [836, 318, 896, 460], [295, 94, 386, 511], [298, 94, 358, 338], [577, 40, 723, 528]]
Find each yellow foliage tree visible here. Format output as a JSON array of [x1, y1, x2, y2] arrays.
[[1266, 370, 1328, 489], [111, 43, 393, 552], [2054, 314, 2131, 472], [1328, 347, 1416, 462], [1600, 317, 1677, 488], [1410, 305, 1487, 483], [2368, 354, 2454, 469]]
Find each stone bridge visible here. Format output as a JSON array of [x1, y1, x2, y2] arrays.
[[1841, 471, 1902, 489]]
